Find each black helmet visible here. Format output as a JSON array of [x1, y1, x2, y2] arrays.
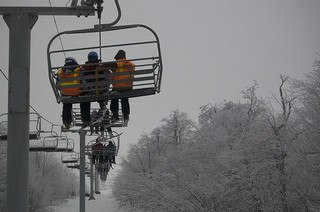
[[114, 50, 126, 60]]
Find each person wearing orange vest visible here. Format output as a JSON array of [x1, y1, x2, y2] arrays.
[[57, 57, 82, 96], [109, 50, 135, 126], [57, 57, 90, 129]]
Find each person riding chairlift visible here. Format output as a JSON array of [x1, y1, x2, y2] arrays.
[[83, 51, 113, 133], [57, 57, 90, 129], [92, 138, 103, 164], [106, 140, 116, 164], [104, 50, 135, 127]]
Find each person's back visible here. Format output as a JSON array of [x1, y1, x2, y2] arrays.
[[90, 110, 98, 122], [112, 50, 135, 91], [100, 144, 108, 163], [106, 141, 116, 164], [57, 57, 82, 96], [109, 50, 134, 126], [80, 51, 107, 127], [83, 51, 111, 94], [58, 57, 82, 129], [92, 141, 103, 154], [83, 52, 100, 75], [82, 51, 102, 92]]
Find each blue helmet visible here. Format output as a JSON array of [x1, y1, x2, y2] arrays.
[[88, 51, 98, 62]]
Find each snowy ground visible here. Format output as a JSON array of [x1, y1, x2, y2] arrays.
[[50, 190, 128, 212], [50, 168, 130, 212]]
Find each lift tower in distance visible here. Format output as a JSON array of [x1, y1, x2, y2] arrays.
[[0, 3, 96, 212]]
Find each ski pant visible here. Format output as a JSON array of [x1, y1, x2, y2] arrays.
[[63, 102, 91, 124], [98, 100, 105, 110], [80, 101, 91, 123], [111, 97, 130, 119], [62, 103, 72, 125]]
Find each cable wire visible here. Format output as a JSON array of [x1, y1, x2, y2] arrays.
[[0, 68, 8, 81], [0, 68, 59, 126], [48, 0, 66, 59], [99, 18, 102, 60], [65, 0, 71, 7], [97, 0, 102, 60]]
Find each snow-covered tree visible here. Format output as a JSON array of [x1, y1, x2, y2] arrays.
[[29, 152, 78, 212], [0, 147, 78, 212], [289, 63, 320, 211], [161, 109, 197, 146], [113, 110, 197, 210], [113, 71, 320, 211]]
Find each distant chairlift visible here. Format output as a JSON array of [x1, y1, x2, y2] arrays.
[[0, 113, 41, 141], [85, 131, 121, 157], [55, 136, 75, 152], [67, 163, 80, 169], [61, 151, 80, 164], [47, 23, 163, 104], [86, 134, 120, 181], [29, 132, 74, 152]]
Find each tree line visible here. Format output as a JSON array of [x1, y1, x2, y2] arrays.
[[1, 61, 320, 211], [0, 143, 78, 212], [111, 62, 320, 211]]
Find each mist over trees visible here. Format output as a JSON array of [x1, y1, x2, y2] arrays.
[[112, 63, 320, 211]]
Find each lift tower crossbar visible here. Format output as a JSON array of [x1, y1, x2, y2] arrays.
[[0, 6, 94, 212]]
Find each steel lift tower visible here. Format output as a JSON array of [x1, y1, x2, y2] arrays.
[[0, 3, 95, 212]]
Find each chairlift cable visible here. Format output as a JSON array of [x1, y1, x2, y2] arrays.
[[0, 68, 59, 127], [0, 68, 8, 81], [97, 0, 103, 59], [0, 177, 6, 183], [29, 106, 57, 126], [48, 0, 66, 59], [65, 0, 71, 7], [0, 70, 72, 150], [99, 18, 102, 60], [96, 0, 122, 61]]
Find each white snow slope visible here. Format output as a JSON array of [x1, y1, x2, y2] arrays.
[[50, 190, 128, 212]]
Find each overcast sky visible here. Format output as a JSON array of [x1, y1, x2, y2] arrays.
[[1, 0, 320, 155]]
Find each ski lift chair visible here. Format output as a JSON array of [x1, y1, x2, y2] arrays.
[[55, 137, 75, 152], [61, 152, 79, 163], [29, 134, 58, 152], [0, 113, 41, 141], [86, 132, 120, 155], [29, 112, 41, 140], [48, 24, 163, 105], [67, 163, 80, 169]]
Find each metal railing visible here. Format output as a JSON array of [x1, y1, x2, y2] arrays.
[[47, 24, 163, 104]]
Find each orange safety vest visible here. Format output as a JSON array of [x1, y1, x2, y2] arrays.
[[112, 59, 135, 88], [57, 67, 82, 95]]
